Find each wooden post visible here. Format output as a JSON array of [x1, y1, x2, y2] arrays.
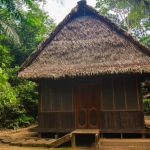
[[55, 132, 59, 139], [142, 134, 145, 139], [101, 133, 103, 139], [71, 134, 76, 148], [38, 133, 42, 138], [95, 133, 99, 149], [121, 133, 123, 139]]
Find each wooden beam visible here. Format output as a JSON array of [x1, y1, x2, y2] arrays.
[[28, 127, 74, 133], [71, 134, 76, 148], [101, 129, 146, 134], [50, 134, 71, 148], [38, 133, 42, 138], [95, 133, 99, 149]]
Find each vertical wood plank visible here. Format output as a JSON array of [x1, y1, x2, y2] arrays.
[[38, 112, 75, 129], [101, 111, 144, 130]]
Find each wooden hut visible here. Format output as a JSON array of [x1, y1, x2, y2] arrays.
[[18, 0, 150, 137]]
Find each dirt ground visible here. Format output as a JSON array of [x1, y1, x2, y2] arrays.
[[1, 143, 150, 150], [0, 117, 150, 150], [1, 142, 150, 150]]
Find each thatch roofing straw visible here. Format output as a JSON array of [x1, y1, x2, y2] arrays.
[[18, 3, 150, 79]]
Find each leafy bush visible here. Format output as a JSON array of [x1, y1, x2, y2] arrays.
[[142, 78, 150, 115], [0, 67, 38, 129], [17, 80, 38, 123], [143, 98, 150, 115]]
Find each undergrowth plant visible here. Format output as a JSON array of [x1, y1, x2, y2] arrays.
[[142, 78, 150, 115], [0, 67, 38, 129], [143, 98, 150, 115]]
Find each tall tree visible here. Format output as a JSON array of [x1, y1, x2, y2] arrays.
[[0, 5, 20, 44], [0, 0, 46, 44], [95, 0, 150, 47]]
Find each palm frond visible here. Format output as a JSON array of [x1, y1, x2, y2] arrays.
[[0, 8, 20, 45]]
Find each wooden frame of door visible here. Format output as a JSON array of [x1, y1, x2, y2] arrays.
[[75, 84, 100, 129]]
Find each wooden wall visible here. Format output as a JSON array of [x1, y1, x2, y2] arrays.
[[38, 112, 75, 132], [37, 111, 144, 132], [38, 78, 75, 132], [100, 111, 145, 130], [37, 74, 145, 133]]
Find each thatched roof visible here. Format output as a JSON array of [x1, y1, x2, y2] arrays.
[[18, 0, 150, 79]]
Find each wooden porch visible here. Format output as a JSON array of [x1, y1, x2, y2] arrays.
[[71, 129, 100, 149]]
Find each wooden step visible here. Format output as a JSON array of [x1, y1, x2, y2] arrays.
[[50, 134, 71, 147]]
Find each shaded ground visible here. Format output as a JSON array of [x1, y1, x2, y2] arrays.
[[0, 117, 150, 150]]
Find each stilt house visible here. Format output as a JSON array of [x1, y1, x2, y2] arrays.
[[18, 0, 150, 136]]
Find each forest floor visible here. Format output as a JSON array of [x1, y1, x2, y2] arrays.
[[0, 116, 150, 150]]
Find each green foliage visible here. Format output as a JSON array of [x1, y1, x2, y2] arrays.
[[143, 98, 150, 115], [0, 0, 55, 129], [142, 78, 150, 115], [0, 67, 38, 129], [0, 2, 20, 44], [17, 79, 38, 120], [0, 68, 7, 85], [0, 0, 50, 45], [95, 0, 150, 47], [140, 35, 150, 47], [0, 35, 14, 68]]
